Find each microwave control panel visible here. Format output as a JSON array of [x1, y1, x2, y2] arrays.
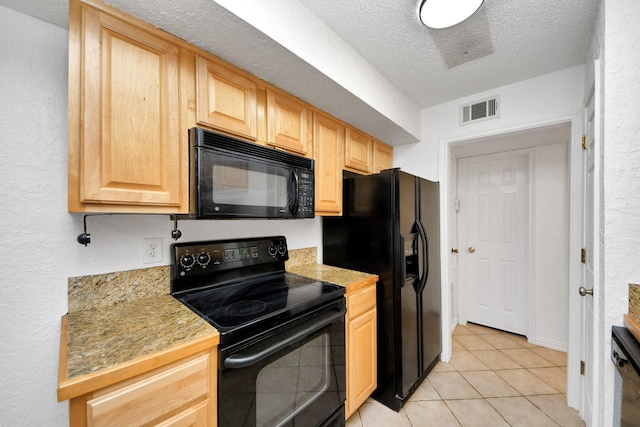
[[296, 171, 315, 217]]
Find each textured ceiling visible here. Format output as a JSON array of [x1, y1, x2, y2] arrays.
[[0, 0, 600, 145], [297, 0, 600, 108]]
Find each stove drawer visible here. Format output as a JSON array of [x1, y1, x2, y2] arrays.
[[87, 353, 210, 426]]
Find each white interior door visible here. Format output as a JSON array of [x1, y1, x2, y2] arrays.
[[580, 88, 596, 426], [460, 151, 528, 335]]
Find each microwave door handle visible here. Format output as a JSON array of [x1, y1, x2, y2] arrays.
[[290, 171, 299, 215]]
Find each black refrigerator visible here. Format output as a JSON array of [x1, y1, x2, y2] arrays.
[[322, 168, 441, 411]]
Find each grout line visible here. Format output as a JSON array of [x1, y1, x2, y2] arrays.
[[356, 324, 577, 427]]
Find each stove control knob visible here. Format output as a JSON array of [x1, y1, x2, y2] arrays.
[[277, 242, 287, 256], [268, 243, 278, 256], [180, 254, 195, 269], [197, 252, 211, 267]]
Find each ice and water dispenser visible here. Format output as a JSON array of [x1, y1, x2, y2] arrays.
[[404, 233, 420, 284]]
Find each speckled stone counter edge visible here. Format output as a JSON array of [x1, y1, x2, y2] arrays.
[[629, 284, 640, 322]]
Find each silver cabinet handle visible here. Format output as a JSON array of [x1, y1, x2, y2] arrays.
[[579, 286, 594, 297]]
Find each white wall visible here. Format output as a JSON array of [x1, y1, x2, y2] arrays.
[[600, 1, 640, 426], [0, 6, 322, 426], [394, 65, 585, 181], [0, 7, 70, 425], [533, 142, 570, 349]]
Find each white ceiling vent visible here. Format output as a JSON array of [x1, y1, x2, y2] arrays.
[[460, 96, 499, 126]]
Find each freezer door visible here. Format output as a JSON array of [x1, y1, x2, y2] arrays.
[[398, 171, 420, 398], [419, 178, 442, 373]]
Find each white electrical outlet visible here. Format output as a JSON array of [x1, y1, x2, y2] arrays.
[[143, 238, 162, 263]]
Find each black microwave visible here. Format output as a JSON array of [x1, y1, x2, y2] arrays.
[[189, 127, 315, 219]]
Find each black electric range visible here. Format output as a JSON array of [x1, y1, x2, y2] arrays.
[[170, 236, 345, 345], [170, 236, 347, 427]]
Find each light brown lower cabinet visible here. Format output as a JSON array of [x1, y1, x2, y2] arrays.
[[345, 283, 377, 419], [68, 350, 216, 427]]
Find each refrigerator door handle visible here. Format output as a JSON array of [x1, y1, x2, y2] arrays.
[[416, 219, 429, 293], [400, 234, 407, 287]]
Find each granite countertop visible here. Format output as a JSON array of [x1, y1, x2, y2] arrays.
[[59, 268, 219, 401], [629, 284, 640, 322], [59, 249, 373, 401], [65, 294, 217, 380], [287, 263, 378, 293]]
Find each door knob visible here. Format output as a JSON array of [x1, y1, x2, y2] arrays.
[[468, 247, 475, 254], [579, 286, 594, 297], [451, 248, 458, 254]]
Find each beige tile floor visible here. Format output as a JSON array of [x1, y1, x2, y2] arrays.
[[346, 323, 584, 427]]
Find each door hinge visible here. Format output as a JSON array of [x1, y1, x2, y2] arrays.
[[580, 360, 585, 375], [454, 198, 461, 212], [582, 135, 587, 150], [581, 248, 587, 264]]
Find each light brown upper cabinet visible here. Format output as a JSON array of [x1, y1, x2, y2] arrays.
[[313, 112, 344, 216], [68, 0, 393, 215], [196, 56, 258, 141], [267, 90, 311, 157], [344, 128, 373, 174], [68, 0, 188, 213], [373, 140, 393, 173]]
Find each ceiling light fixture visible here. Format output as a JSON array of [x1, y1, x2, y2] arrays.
[[419, 0, 484, 29]]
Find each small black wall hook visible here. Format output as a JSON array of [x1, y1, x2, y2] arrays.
[[77, 215, 91, 246], [76, 214, 181, 246], [171, 215, 182, 240]]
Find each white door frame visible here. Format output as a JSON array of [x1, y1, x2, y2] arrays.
[[438, 114, 584, 408], [579, 60, 602, 426]]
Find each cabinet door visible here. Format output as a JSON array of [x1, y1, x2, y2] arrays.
[[313, 113, 344, 216], [346, 308, 377, 419], [373, 140, 393, 173], [71, 3, 186, 211], [267, 90, 310, 156], [196, 56, 258, 140], [345, 128, 373, 174]]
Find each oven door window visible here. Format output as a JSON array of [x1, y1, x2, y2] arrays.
[[219, 316, 345, 427], [256, 334, 330, 426], [198, 149, 296, 217]]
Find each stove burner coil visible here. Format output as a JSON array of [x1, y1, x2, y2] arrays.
[[225, 300, 268, 317]]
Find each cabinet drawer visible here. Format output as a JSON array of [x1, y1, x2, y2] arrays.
[[87, 354, 209, 427], [155, 399, 209, 427], [347, 286, 376, 319]]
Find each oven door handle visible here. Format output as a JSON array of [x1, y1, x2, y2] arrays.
[[223, 305, 346, 369]]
